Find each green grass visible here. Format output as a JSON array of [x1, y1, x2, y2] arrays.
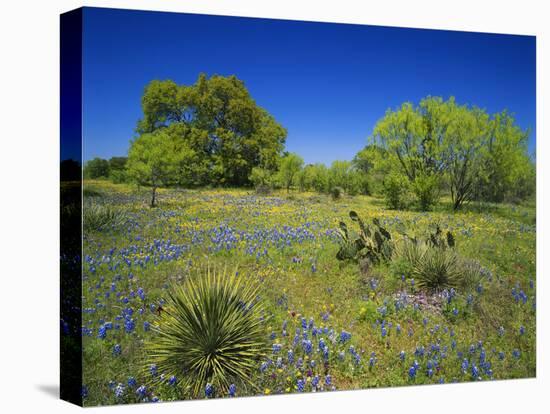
[[79, 180, 536, 405]]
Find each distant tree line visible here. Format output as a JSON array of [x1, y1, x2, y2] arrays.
[[84, 156, 128, 183], [83, 75, 534, 210]]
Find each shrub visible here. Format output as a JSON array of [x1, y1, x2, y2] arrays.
[[410, 247, 462, 292], [330, 186, 343, 200], [382, 172, 410, 209], [411, 173, 440, 211], [83, 202, 127, 232], [144, 267, 267, 398]]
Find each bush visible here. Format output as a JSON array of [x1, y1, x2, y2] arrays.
[[330, 186, 343, 200], [144, 267, 267, 398], [410, 247, 462, 292], [109, 169, 128, 184], [83, 202, 127, 232], [411, 173, 440, 211], [382, 172, 410, 209]]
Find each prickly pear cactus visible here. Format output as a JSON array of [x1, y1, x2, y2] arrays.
[[336, 210, 394, 264]]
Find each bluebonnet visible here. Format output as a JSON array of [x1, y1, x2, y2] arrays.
[[302, 339, 313, 354], [113, 344, 121, 356], [297, 379, 305, 392], [339, 330, 352, 343], [168, 375, 177, 386], [97, 325, 107, 339], [114, 383, 125, 399], [400, 351, 406, 361], [461, 358, 469, 373], [369, 352, 376, 367], [205, 383, 214, 398], [229, 384, 236, 397], [127, 377, 137, 387], [312, 375, 320, 388], [124, 318, 135, 334], [519, 326, 525, 335], [513, 349, 521, 359], [81, 385, 88, 399], [408, 366, 417, 379], [272, 343, 282, 353], [325, 375, 332, 386], [287, 350, 294, 364], [260, 361, 270, 373], [149, 364, 158, 376]]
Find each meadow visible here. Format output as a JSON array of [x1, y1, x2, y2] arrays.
[[79, 180, 536, 406]]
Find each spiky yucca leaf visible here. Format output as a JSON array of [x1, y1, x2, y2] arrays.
[[145, 267, 267, 398], [411, 248, 462, 292]]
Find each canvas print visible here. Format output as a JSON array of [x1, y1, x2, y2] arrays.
[[60, 7, 536, 407]]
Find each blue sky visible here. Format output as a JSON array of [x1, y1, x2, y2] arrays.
[[82, 7, 536, 165]]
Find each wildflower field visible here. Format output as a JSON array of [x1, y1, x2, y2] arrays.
[[78, 180, 536, 405]]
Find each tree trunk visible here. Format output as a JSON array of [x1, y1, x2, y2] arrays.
[[151, 186, 157, 208]]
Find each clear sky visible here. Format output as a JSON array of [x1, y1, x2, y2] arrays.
[[82, 7, 536, 165]]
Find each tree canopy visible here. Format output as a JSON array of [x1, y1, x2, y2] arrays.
[[133, 74, 287, 187], [370, 96, 534, 209]]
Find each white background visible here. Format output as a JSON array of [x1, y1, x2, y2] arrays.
[[0, 0, 548, 412]]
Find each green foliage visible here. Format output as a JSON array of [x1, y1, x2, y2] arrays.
[[144, 267, 267, 398], [411, 173, 440, 211], [277, 153, 304, 192], [426, 224, 455, 249], [136, 74, 287, 187], [84, 157, 110, 179], [127, 129, 193, 206], [330, 186, 343, 200], [108, 157, 128, 183], [353, 145, 390, 195], [309, 163, 330, 193], [83, 201, 127, 232], [249, 167, 274, 188], [394, 227, 484, 293], [336, 210, 393, 265], [382, 172, 410, 209], [410, 247, 462, 292], [370, 96, 534, 210]]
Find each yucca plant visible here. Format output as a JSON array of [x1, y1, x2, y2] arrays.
[[411, 247, 462, 292], [144, 267, 267, 398], [83, 201, 127, 232]]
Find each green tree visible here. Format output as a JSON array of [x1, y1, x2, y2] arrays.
[[249, 167, 274, 188], [309, 163, 330, 193], [127, 130, 194, 207], [136, 74, 286, 187], [476, 111, 532, 203], [353, 145, 390, 195], [107, 156, 128, 183], [277, 153, 304, 192], [84, 157, 110, 179]]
